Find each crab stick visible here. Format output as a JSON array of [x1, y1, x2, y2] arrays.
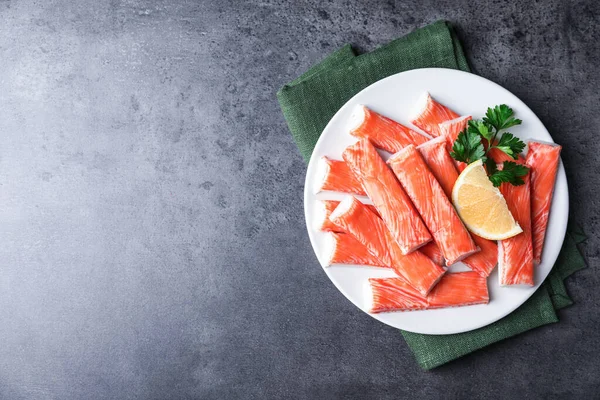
[[410, 92, 459, 137], [439, 115, 472, 172], [417, 137, 498, 276], [348, 105, 429, 153], [525, 141, 562, 264], [369, 272, 489, 313], [319, 200, 444, 266], [439, 115, 472, 144], [420, 242, 445, 266], [330, 197, 445, 296], [324, 232, 385, 267], [343, 139, 432, 254], [314, 157, 366, 195], [316, 200, 378, 232], [416, 136, 461, 197], [388, 145, 479, 265], [317, 200, 444, 266], [499, 173, 534, 285], [488, 147, 517, 164]]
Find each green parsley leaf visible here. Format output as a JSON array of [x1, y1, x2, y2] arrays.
[[483, 105, 522, 131], [493, 132, 527, 159], [450, 104, 529, 187], [488, 161, 529, 187], [485, 157, 498, 175], [450, 129, 486, 164], [467, 119, 493, 141]]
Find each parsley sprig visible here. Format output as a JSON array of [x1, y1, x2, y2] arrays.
[[488, 161, 529, 187], [450, 105, 529, 187]]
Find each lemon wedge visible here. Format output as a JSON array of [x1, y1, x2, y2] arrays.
[[452, 160, 522, 240]]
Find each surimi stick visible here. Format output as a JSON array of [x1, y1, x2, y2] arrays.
[[324, 232, 385, 267], [439, 115, 472, 144], [466, 236, 500, 277], [330, 197, 445, 296], [316, 200, 379, 232], [317, 200, 444, 266], [417, 137, 498, 276], [417, 136, 461, 197], [525, 141, 562, 264], [314, 157, 366, 195], [348, 105, 429, 153], [369, 272, 489, 313], [410, 92, 459, 137], [420, 242, 445, 267], [499, 172, 534, 286], [316, 200, 445, 266], [343, 139, 432, 254], [388, 145, 479, 265], [488, 146, 517, 164], [438, 115, 471, 172]]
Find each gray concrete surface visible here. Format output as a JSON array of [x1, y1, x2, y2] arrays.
[[0, 0, 597, 398]]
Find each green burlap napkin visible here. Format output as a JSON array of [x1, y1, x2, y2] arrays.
[[277, 20, 587, 370]]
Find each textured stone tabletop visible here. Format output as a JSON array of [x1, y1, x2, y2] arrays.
[[0, 0, 598, 398]]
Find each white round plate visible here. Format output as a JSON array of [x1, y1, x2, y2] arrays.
[[304, 68, 568, 335]]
